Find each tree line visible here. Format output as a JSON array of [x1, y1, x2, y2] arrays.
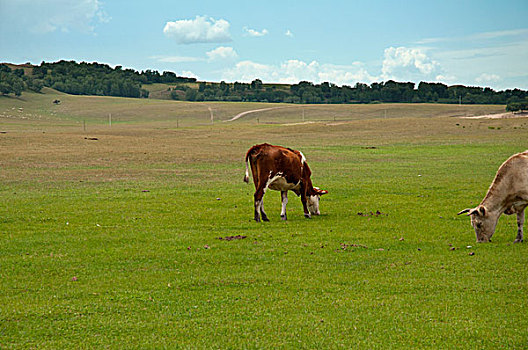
[[0, 64, 44, 96], [171, 79, 528, 108], [1, 60, 527, 111], [1, 60, 197, 98]]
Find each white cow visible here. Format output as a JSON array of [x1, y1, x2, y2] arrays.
[[458, 150, 528, 243]]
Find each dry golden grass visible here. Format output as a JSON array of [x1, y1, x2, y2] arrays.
[[0, 88, 506, 127], [0, 90, 524, 186]]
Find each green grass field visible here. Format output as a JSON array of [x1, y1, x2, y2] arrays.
[[1, 91, 527, 348]]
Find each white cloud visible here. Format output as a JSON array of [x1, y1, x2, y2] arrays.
[[163, 16, 231, 44], [285, 30, 294, 38], [279, 60, 320, 83], [415, 37, 447, 45], [381, 46, 440, 81], [435, 74, 457, 84], [317, 64, 376, 85], [413, 29, 528, 89], [428, 34, 528, 89], [423, 29, 528, 44], [223, 61, 277, 82], [222, 59, 377, 85], [151, 47, 238, 65], [473, 28, 528, 40], [244, 27, 269, 37], [150, 55, 203, 63], [206, 46, 238, 61], [475, 73, 500, 85], [2, 0, 110, 34], [180, 71, 199, 80]]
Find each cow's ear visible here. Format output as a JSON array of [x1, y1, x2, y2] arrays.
[[313, 187, 328, 195], [478, 206, 486, 216]]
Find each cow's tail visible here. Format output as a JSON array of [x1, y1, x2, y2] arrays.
[[244, 145, 263, 183], [243, 151, 251, 183], [244, 158, 250, 183], [244, 146, 260, 183]]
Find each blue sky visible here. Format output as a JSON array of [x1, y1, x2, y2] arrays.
[[1, 0, 527, 90]]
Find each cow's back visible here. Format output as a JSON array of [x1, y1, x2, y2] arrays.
[[246, 143, 304, 183], [512, 151, 528, 192], [502, 150, 528, 182], [485, 150, 528, 203]]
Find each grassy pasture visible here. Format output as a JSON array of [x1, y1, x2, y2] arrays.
[[1, 91, 527, 348]]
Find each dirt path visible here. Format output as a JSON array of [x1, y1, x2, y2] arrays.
[[226, 106, 295, 122], [460, 111, 528, 119]]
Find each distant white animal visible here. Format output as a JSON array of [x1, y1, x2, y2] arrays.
[[458, 150, 528, 243]]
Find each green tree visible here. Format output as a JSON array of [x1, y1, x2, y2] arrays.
[[185, 89, 197, 101], [110, 82, 121, 96], [0, 64, 12, 73], [506, 101, 528, 112], [12, 80, 24, 96], [140, 89, 150, 98], [250, 79, 262, 90], [13, 68, 24, 77], [0, 81, 11, 95]]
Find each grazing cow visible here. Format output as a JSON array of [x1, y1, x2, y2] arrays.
[[458, 150, 528, 243], [244, 143, 328, 222]]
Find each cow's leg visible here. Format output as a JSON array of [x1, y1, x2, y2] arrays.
[[260, 198, 269, 222], [300, 183, 311, 219], [280, 191, 288, 221], [514, 209, 524, 243], [253, 187, 265, 223]]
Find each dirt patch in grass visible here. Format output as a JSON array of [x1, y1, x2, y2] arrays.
[[461, 111, 528, 119]]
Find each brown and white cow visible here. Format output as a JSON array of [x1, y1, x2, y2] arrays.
[[244, 143, 328, 222], [458, 150, 528, 243]]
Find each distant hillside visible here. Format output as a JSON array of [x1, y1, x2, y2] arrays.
[[2, 60, 528, 107], [1, 60, 196, 99], [5, 63, 34, 76]]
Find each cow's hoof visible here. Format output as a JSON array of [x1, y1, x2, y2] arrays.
[[304, 214, 312, 219], [280, 215, 287, 221], [255, 217, 261, 223], [263, 217, 270, 222], [514, 239, 523, 243]]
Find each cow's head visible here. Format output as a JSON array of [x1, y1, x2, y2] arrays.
[[458, 205, 497, 242], [307, 187, 328, 215]]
